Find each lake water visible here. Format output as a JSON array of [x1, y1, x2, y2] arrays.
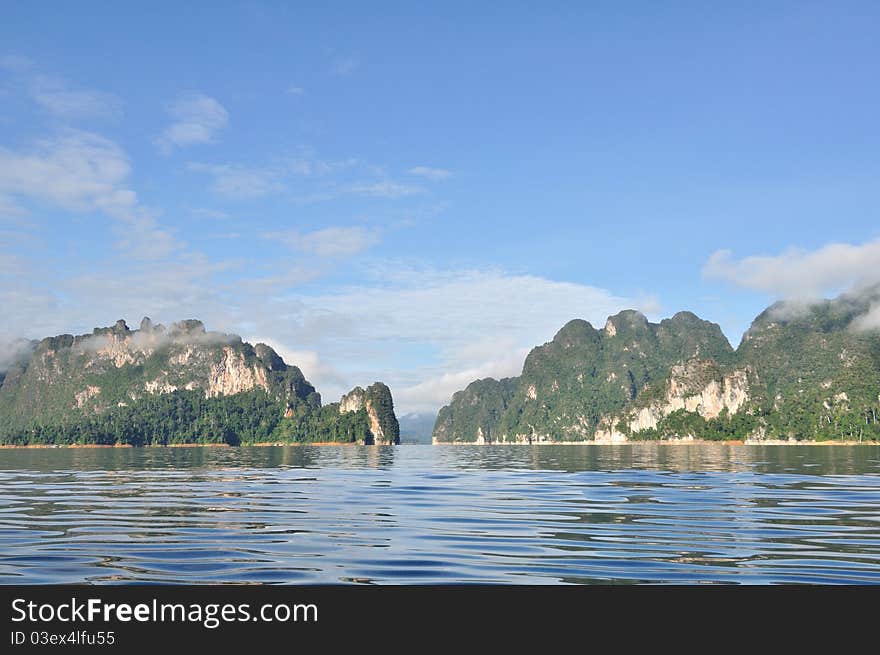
[[1, 444, 879, 584]]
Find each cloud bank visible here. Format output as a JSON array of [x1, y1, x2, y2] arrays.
[[0, 130, 134, 215], [276, 267, 660, 412], [156, 93, 229, 153], [1, 55, 123, 120], [0, 129, 180, 260], [266, 226, 380, 257], [187, 162, 283, 199], [408, 166, 452, 181], [704, 239, 880, 334], [704, 239, 880, 299]]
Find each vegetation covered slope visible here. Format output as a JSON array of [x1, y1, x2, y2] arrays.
[[0, 318, 398, 446], [433, 290, 880, 443], [433, 377, 518, 443], [273, 382, 400, 445], [734, 293, 880, 441]]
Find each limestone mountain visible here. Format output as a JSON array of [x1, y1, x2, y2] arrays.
[[433, 290, 880, 443], [0, 318, 399, 446], [733, 287, 880, 441], [338, 383, 400, 446], [433, 377, 517, 444]]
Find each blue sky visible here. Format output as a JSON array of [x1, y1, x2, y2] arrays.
[[2, 2, 879, 414]]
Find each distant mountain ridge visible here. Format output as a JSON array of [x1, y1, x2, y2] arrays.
[[397, 412, 439, 444], [0, 318, 399, 446], [433, 288, 880, 443]]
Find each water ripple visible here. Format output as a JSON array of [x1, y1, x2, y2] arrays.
[[0, 444, 878, 584]]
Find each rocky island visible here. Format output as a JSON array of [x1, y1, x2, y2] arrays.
[[434, 288, 880, 444], [0, 318, 399, 446]]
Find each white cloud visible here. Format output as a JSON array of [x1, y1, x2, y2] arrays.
[[0, 56, 122, 120], [267, 226, 380, 257], [187, 162, 282, 198], [58, 255, 237, 329], [310, 157, 358, 175], [31, 77, 123, 120], [2, 241, 656, 415], [286, 85, 305, 96], [0, 337, 35, 373], [394, 341, 530, 414], [331, 56, 359, 76], [0, 230, 249, 349], [287, 158, 313, 175], [348, 181, 425, 198], [0, 55, 32, 74], [0, 129, 181, 260], [0, 252, 23, 276], [704, 239, 880, 299], [0, 129, 134, 215], [31, 265, 648, 414], [112, 214, 184, 261], [188, 156, 420, 202], [191, 207, 230, 220], [233, 267, 323, 294], [156, 93, 229, 153], [223, 267, 631, 414], [408, 166, 452, 180], [285, 266, 658, 413], [0, 194, 26, 217], [852, 304, 880, 331], [187, 157, 331, 198], [0, 281, 60, 344]]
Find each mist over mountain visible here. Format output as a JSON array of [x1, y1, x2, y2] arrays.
[[0, 318, 399, 446]]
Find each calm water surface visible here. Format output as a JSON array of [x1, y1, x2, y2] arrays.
[[1, 444, 879, 584]]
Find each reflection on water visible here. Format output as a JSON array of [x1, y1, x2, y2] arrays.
[[0, 444, 878, 584]]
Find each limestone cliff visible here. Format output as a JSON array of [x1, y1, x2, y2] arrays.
[[339, 382, 400, 445], [433, 289, 880, 443], [433, 310, 736, 443], [594, 361, 751, 442], [0, 318, 306, 419], [0, 318, 399, 446]]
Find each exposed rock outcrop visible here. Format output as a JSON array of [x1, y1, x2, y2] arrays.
[[339, 382, 400, 445], [206, 347, 270, 397], [595, 362, 751, 442]]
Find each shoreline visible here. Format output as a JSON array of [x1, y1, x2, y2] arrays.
[[0, 441, 364, 450], [432, 439, 878, 446], [1, 439, 877, 450]]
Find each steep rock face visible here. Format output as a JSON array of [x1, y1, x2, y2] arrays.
[[594, 361, 751, 442], [339, 386, 367, 414], [206, 347, 270, 397], [339, 382, 400, 445]]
